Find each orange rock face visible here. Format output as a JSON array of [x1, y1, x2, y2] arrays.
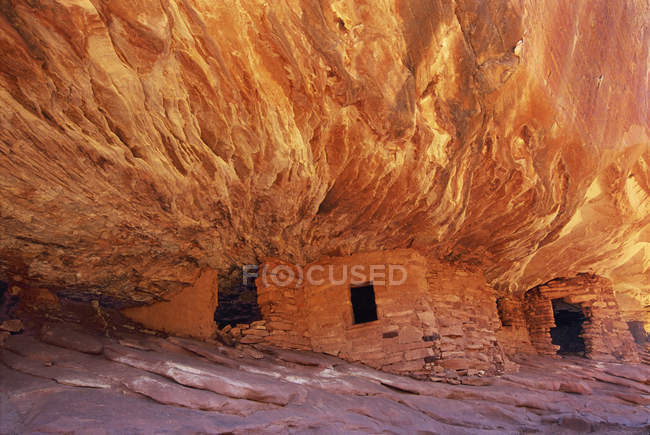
[[122, 269, 218, 338], [0, 1, 647, 313]]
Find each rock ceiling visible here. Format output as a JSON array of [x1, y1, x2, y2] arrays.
[[0, 0, 648, 307]]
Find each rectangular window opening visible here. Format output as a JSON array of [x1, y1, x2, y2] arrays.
[[351, 284, 378, 324]]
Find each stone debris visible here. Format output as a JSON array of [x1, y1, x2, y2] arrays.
[[0, 319, 23, 333], [559, 381, 592, 395]]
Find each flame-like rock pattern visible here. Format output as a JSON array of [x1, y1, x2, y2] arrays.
[[0, 1, 648, 310]]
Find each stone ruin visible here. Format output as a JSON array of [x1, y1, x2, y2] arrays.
[[212, 250, 640, 378], [521, 274, 639, 363]]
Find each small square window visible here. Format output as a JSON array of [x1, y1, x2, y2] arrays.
[[351, 284, 378, 324]]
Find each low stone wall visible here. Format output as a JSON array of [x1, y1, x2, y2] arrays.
[[523, 274, 639, 363], [221, 320, 269, 345], [523, 288, 559, 355], [214, 264, 641, 374]]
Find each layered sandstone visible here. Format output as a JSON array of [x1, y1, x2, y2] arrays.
[[0, 0, 648, 323], [3, 326, 650, 433]]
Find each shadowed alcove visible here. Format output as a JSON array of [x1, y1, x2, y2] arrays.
[[550, 299, 586, 355], [214, 278, 262, 328]]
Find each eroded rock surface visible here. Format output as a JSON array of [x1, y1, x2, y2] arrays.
[[0, 0, 647, 310], [1, 327, 649, 433]]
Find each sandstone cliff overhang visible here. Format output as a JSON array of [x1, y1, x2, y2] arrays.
[[0, 0, 647, 311]]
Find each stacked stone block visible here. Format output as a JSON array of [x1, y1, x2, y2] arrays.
[[495, 295, 536, 357], [256, 261, 311, 350], [426, 263, 506, 375]]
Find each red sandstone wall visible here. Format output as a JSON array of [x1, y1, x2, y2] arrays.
[[121, 269, 219, 339], [249, 255, 643, 377], [495, 296, 536, 357]]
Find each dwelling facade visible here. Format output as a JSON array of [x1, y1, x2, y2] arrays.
[[221, 251, 640, 376], [247, 249, 508, 376]]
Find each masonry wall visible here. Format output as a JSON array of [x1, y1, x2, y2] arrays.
[[227, 249, 510, 377], [495, 295, 536, 357], [523, 274, 639, 363], [255, 261, 311, 350], [303, 250, 438, 375], [425, 262, 507, 375], [523, 288, 557, 355], [252, 250, 439, 375]]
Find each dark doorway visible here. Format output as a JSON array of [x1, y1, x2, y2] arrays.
[[496, 297, 512, 326], [0, 281, 9, 321], [550, 299, 586, 355], [351, 284, 378, 324], [214, 278, 261, 329]]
